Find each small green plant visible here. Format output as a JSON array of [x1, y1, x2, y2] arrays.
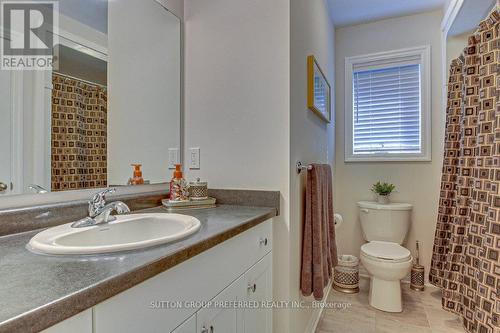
[[371, 181, 396, 196]]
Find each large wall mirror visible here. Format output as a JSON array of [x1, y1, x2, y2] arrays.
[[0, 0, 181, 197]]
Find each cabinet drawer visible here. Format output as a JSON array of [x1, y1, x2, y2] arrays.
[[245, 218, 272, 266]]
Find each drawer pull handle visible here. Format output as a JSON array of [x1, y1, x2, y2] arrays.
[[259, 238, 268, 246], [248, 283, 257, 293]]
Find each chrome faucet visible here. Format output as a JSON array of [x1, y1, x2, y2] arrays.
[[71, 188, 131, 228]]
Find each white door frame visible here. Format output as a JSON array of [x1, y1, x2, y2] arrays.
[[0, 30, 24, 194], [10, 71, 24, 194], [440, 0, 465, 125], [31, 70, 52, 191]]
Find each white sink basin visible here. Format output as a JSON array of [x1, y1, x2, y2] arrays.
[[28, 213, 201, 255]]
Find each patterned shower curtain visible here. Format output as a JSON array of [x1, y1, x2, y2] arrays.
[[429, 5, 500, 333], [51, 73, 108, 191]]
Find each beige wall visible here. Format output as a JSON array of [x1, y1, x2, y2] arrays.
[[290, 0, 335, 331], [446, 31, 470, 69], [163, 0, 183, 19], [183, 0, 289, 191], [184, 0, 338, 331], [183, 0, 291, 331], [334, 10, 444, 282]]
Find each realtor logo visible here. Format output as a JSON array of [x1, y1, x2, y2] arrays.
[[1, 1, 59, 70]]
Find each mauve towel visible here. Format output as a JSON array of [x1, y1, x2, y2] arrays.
[[300, 164, 338, 300]]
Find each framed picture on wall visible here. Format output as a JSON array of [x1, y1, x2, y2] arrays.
[[307, 55, 331, 123]]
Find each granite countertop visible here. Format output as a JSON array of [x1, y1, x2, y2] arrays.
[[0, 204, 277, 333]]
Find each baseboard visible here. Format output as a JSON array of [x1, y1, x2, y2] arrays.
[[305, 283, 333, 333]]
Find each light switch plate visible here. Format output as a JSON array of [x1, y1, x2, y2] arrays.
[[168, 148, 179, 169], [189, 147, 200, 169]]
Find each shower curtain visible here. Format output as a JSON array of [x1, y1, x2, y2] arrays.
[[429, 5, 500, 333], [51, 73, 108, 191]]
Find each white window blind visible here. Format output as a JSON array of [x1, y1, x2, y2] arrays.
[[352, 64, 422, 155]]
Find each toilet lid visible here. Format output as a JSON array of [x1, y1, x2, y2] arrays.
[[361, 241, 411, 262]]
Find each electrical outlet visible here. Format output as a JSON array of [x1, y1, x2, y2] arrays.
[[168, 148, 179, 169], [189, 148, 200, 169]]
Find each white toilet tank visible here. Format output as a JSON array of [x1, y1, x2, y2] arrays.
[[357, 201, 412, 244]]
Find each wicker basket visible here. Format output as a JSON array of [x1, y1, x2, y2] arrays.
[[188, 178, 208, 200], [333, 255, 359, 294]]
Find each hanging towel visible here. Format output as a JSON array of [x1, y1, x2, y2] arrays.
[[300, 164, 338, 300]]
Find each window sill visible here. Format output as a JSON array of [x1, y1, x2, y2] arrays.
[[344, 155, 432, 163]]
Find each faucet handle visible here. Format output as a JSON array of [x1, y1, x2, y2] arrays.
[[89, 188, 116, 217], [92, 188, 116, 204]]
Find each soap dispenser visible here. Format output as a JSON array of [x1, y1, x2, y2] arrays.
[[128, 164, 144, 185], [169, 164, 189, 201]]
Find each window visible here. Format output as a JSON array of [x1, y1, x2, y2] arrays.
[[345, 46, 431, 161]]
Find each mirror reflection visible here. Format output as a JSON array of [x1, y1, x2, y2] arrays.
[[0, 0, 181, 196]]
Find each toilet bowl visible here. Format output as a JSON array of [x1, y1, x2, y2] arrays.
[[360, 241, 412, 312], [357, 201, 413, 313]]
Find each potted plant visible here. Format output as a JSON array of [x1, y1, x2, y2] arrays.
[[371, 181, 396, 204]]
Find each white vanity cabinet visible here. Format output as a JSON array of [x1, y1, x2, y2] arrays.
[[242, 254, 273, 333], [172, 315, 197, 333], [194, 253, 272, 333], [196, 275, 245, 333], [92, 219, 273, 333]]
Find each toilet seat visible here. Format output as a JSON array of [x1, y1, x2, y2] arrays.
[[361, 241, 411, 263]]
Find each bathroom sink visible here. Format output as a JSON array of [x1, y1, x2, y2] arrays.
[[28, 213, 201, 255]]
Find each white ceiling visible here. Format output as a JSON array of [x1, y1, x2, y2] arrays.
[[449, 0, 496, 36], [328, 0, 447, 27]]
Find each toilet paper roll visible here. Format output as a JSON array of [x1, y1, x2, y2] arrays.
[[334, 213, 343, 229]]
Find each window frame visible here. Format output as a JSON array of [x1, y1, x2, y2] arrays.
[[344, 45, 432, 162]]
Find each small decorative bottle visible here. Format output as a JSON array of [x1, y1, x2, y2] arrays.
[[128, 164, 145, 185], [169, 164, 189, 202]]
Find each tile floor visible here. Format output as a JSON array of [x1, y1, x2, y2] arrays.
[[316, 277, 465, 333]]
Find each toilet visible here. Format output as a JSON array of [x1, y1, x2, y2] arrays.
[[358, 201, 413, 313]]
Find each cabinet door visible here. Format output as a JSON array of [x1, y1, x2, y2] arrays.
[[243, 253, 272, 333], [172, 314, 196, 333], [196, 276, 245, 333]]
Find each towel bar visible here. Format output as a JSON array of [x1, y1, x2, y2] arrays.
[[296, 161, 313, 174]]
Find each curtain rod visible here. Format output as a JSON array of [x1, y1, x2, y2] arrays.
[[53, 71, 107, 88]]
